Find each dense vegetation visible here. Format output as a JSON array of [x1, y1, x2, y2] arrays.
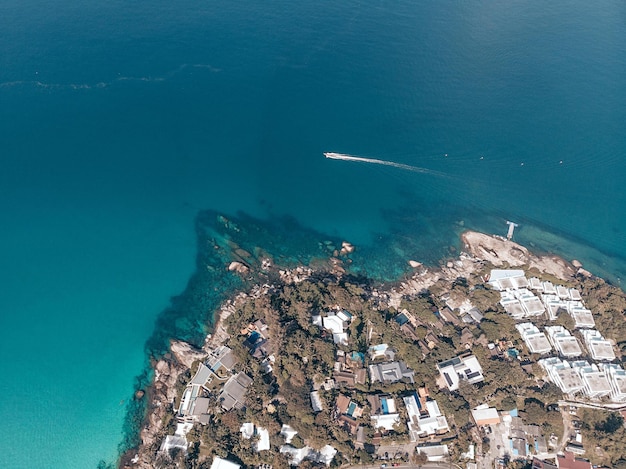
[[153, 261, 626, 469]]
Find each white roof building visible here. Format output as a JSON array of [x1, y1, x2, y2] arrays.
[[471, 405, 501, 426], [572, 361, 612, 398], [332, 332, 348, 346], [601, 363, 626, 402], [256, 427, 270, 451], [280, 445, 337, 466], [322, 314, 345, 334], [516, 323, 552, 355], [545, 326, 582, 357], [368, 343, 395, 361], [371, 413, 401, 431], [570, 308, 595, 328], [539, 358, 585, 395], [403, 393, 449, 440], [569, 288, 582, 301], [310, 391, 324, 412], [500, 288, 545, 318], [280, 424, 298, 444], [541, 294, 567, 320], [240, 422, 255, 439], [417, 444, 449, 461], [580, 329, 615, 361], [437, 355, 484, 391], [210, 457, 241, 469], [488, 270, 529, 291], [499, 291, 526, 319], [528, 277, 543, 291], [240, 423, 270, 451], [565, 303, 595, 328]]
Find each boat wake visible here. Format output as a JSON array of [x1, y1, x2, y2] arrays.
[[324, 152, 449, 178]]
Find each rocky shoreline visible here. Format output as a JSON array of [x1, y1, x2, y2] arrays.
[[119, 230, 594, 468]]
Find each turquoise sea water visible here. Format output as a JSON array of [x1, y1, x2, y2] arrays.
[[1, 1, 625, 467]]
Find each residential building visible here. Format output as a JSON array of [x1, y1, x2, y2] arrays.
[[566, 304, 595, 329], [545, 326, 582, 357], [461, 307, 484, 324], [219, 372, 253, 410], [516, 323, 552, 355], [369, 361, 415, 384], [371, 413, 400, 432], [541, 294, 567, 320], [239, 423, 270, 451], [178, 364, 213, 424], [207, 346, 238, 375], [602, 363, 626, 402], [568, 288, 582, 301], [572, 361, 612, 399], [542, 281, 557, 295], [416, 444, 449, 462], [528, 277, 543, 291], [471, 405, 501, 426], [580, 329, 615, 361], [210, 457, 241, 469], [500, 288, 545, 319], [316, 312, 351, 345], [531, 457, 558, 469], [437, 354, 484, 391], [403, 389, 449, 440], [488, 269, 529, 291], [160, 422, 193, 456], [310, 391, 324, 412], [367, 394, 397, 416], [438, 306, 461, 326], [555, 451, 592, 469], [335, 394, 363, 419], [539, 358, 584, 395], [368, 344, 396, 361]]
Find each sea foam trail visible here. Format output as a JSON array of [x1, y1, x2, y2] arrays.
[[324, 152, 450, 178]]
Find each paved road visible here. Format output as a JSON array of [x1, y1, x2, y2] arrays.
[[346, 463, 462, 469]]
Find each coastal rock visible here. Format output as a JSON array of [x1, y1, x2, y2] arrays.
[[134, 389, 145, 400], [461, 231, 575, 280], [339, 241, 355, 255], [408, 260, 422, 268], [170, 340, 206, 369], [228, 261, 249, 274], [572, 259, 583, 268]]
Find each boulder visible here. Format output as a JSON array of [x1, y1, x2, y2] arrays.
[[228, 261, 249, 274]]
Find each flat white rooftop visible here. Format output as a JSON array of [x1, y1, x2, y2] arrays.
[[569, 308, 595, 328], [211, 457, 241, 469], [529, 277, 543, 291], [545, 326, 582, 357], [539, 358, 585, 394], [516, 323, 552, 354], [581, 370, 612, 395], [554, 336, 582, 357], [323, 314, 345, 334], [581, 329, 615, 360], [488, 270, 528, 291], [371, 413, 400, 431], [437, 355, 484, 391], [542, 281, 557, 294], [471, 406, 500, 425]]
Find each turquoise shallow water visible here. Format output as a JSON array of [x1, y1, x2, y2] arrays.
[[1, 1, 625, 467]]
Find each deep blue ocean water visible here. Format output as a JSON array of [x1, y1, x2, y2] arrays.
[[1, 1, 625, 467]]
